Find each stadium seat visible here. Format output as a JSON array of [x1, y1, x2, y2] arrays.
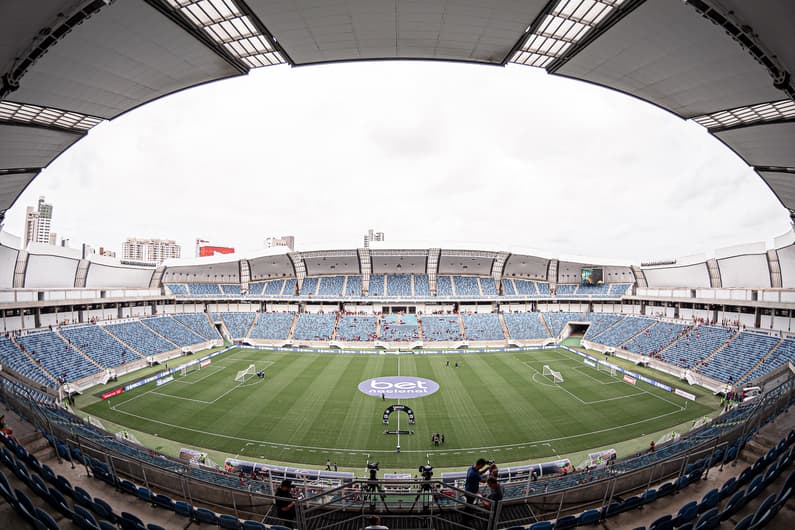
[[641, 488, 657, 505], [99, 521, 117, 530], [720, 489, 747, 520], [195, 507, 219, 525], [719, 477, 737, 500], [92, 498, 116, 523], [576, 509, 600, 525], [648, 514, 673, 530], [242, 521, 267, 530], [74, 486, 94, 508], [34, 507, 60, 530], [55, 475, 74, 498], [136, 486, 153, 504], [555, 514, 577, 529], [693, 507, 720, 530], [119, 479, 137, 495], [153, 493, 174, 510], [732, 513, 754, 530], [174, 500, 194, 518], [528, 522, 553, 530], [14, 487, 38, 523], [73, 505, 101, 530], [748, 493, 778, 529], [219, 513, 242, 529], [698, 488, 719, 512], [673, 501, 699, 527], [46, 487, 73, 519], [657, 482, 675, 498]]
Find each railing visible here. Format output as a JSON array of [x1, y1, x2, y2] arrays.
[[0, 364, 792, 530]]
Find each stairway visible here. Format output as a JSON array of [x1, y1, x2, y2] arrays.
[[139, 320, 180, 349], [417, 316, 424, 341], [498, 313, 511, 340], [539, 314, 553, 338], [99, 326, 146, 359], [287, 314, 299, 340], [737, 338, 783, 384], [458, 314, 466, 340], [331, 313, 340, 340], [245, 313, 260, 338]]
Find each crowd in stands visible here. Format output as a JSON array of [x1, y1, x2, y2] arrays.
[[414, 274, 430, 296], [368, 274, 385, 296], [380, 314, 419, 341]]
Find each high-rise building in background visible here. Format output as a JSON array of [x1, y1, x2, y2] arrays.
[[265, 235, 295, 251], [363, 228, 384, 248], [24, 196, 54, 247], [122, 237, 181, 265]]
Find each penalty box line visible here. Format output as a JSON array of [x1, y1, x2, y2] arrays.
[[523, 361, 645, 405]]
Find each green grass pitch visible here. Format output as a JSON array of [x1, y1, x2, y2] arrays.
[[82, 347, 716, 469]]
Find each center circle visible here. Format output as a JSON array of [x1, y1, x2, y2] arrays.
[[358, 376, 440, 399]]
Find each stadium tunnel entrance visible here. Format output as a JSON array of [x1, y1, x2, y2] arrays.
[[560, 322, 590, 343]]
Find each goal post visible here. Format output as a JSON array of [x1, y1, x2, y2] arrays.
[[542, 365, 564, 384], [597, 363, 617, 377], [235, 364, 256, 383]]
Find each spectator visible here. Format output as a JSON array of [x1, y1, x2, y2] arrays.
[[274, 479, 296, 522]]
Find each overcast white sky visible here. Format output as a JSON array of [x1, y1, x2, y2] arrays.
[[4, 61, 791, 262]]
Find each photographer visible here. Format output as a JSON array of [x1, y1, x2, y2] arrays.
[[274, 479, 297, 523], [464, 458, 492, 506]]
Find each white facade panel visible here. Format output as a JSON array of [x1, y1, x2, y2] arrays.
[[717, 254, 770, 288], [86, 263, 154, 288], [24, 254, 78, 288], [643, 263, 710, 288]]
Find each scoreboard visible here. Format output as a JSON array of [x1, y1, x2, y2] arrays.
[[581, 267, 603, 285]]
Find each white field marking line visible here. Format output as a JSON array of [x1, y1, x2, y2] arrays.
[[554, 348, 687, 412], [570, 366, 623, 385], [524, 361, 646, 405], [116, 374, 264, 408], [106, 403, 686, 455], [173, 365, 226, 385]]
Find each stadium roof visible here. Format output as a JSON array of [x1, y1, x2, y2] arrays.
[[0, 0, 793, 218]]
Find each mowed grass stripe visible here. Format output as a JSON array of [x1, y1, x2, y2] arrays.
[[333, 356, 387, 453]]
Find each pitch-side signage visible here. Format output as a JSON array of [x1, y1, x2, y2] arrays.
[[357, 376, 439, 399], [101, 388, 124, 400]]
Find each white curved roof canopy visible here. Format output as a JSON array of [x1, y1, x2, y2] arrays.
[[0, 0, 793, 219]]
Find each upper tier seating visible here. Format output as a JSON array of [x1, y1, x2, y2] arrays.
[[0, 337, 57, 387], [336, 316, 378, 341], [106, 321, 176, 356], [590, 316, 654, 347], [213, 312, 256, 338], [453, 276, 480, 296], [344, 275, 362, 296], [19, 331, 100, 382], [265, 279, 286, 295], [421, 315, 464, 341], [247, 281, 265, 295], [543, 312, 584, 337], [740, 337, 795, 383], [380, 314, 419, 341], [248, 312, 295, 340], [480, 277, 498, 295], [555, 284, 578, 296], [462, 313, 504, 340], [503, 312, 549, 339], [369, 274, 385, 296], [414, 275, 430, 296], [513, 279, 537, 295], [436, 275, 453, 296], [317, 276, 345, 296], [536, 282, 551, 295], [577, 283, 612, 296], [502, 279, 516, 295], [300, 277, 319, 296], [165, 284, 187, 295], [283, 278, 297, 295], [622, 321, 688, 356], [171, 313, 220, 340], [583, 313, 624, 340], [659, 326, 735, 370], [609, 283, 632, 295], [187, 283, 222, 296], [292, 313, 336, 340], [386, 274, 412, 297], [142, 316, 205, 347], [221, 284, 241, 295], [700, 332, 780, 383], [61, 326, 139, 370]]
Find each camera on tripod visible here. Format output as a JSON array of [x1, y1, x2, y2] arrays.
[[418, 464, 433, 480], [367, 462, 380, 472]]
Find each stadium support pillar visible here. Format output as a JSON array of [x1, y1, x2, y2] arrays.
[[34, 307, 41, 329]]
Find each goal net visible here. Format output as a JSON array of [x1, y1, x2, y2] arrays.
[[597, 363, 617, 377], [235, 364, 256, 383], [542, 365, 564, 384]]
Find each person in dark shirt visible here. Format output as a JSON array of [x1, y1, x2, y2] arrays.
[[464, 458, 489, 506], [274, 479, 296, 522], [481, 477, 503, 510]]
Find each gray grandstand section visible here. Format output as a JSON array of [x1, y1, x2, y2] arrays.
[[171, 313, 221, 340], [142, 316, 205, 347], [543, 312, 584, 337], [105, 321, 176, 356], [622, 321, 689, 357], [699, 332, 780, 384], [502, 312, 549, 340], [292, 313, 337, 341], [583, 313, 625, 340], [462, 313, 505, 341], [212, 312, 256, 339], [590, 316, 655, 348], [248, 313, 295, 340]]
